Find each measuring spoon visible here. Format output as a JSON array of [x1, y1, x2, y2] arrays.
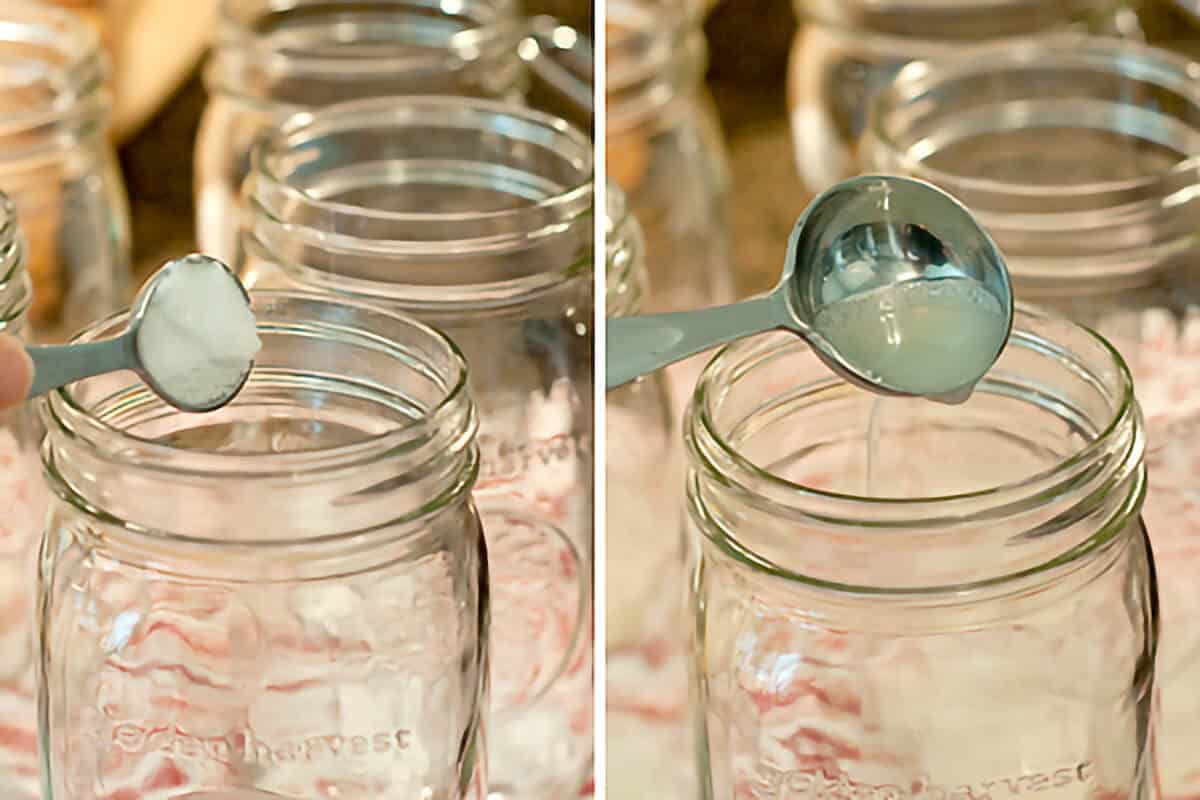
[[26, 254, 256, 412], [606, 174, 1014, 400]]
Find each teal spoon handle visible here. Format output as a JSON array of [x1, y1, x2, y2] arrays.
[[26, 335, 137, 399], [606, 296, 781, 390]]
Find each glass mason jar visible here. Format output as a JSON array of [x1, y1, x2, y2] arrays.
[[238, 97, 593, 800], [37, 291, 488, 800], [685, 308, 1157, 800], [0, 195, 47, 800], [785, 0, 1137, 197], [196, 0, 527, 267], [196, 0, 593, 269], [604, 180, 693, 800], [606, 0, 734, 317], [0, 1, 132, 342], [862, 37, 1200, 799]]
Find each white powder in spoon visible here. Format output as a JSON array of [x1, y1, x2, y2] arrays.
[[136, 256, 261, 409]]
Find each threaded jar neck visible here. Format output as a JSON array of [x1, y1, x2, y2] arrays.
[[207, 0, 527, 107], [42, 291, 478, 570], [685, 306, 1144, 603], [245, 96, 594, 311], [0, 1, 110, 163], [865, 36, 1200, 297], [0, 193, 30, 331], [604, 181, 646, 319]]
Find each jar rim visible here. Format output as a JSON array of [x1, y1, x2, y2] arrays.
[[795, 0, 1121, 30], [688, 303, 1137, 515], [0, 1, 108, 147], [247, 95, 594, 302], [866, 35, 1200, 200], [605, 0, 700, 79], [213, 0, 524, 85], [44, 290, 475, 482]]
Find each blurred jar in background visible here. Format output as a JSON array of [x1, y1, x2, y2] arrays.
[[863, 36, 1200, 800], [0, 1, 131, 341], [787, 0, 1137, 197], [239, 97, 594, 800], [606, 0, 733, 316], [685, 312, 1156, 800], [604, 180, 692, 800], [196, 0, 529, 266], [0, 195, 47, 800], [38, 293, 488, 800], [607, 0, 734, 406]]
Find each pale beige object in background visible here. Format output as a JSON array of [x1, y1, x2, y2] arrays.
[[47, 0, 218, 143], [109, 0, 218, 142]]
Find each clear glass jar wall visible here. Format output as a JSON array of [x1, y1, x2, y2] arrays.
[[0, 195, 45, 800], [786, 0, 1135, 197], [38, 292, 488, 800], [685, 309, 1156, 800], [238, 97, 594, 800], [604, 181, 692, 800], [862, 37, 1200, 798], [195, 0, 528, 265], [0, 1, 131, 342], [606, 0, 734, 317]]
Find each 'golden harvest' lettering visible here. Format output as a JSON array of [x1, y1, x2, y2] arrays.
[[751, 762, 1095, 800], [106, 723, 413, 766]]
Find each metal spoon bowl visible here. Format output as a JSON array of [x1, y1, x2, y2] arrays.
[[26, 254, 255, 413], [606, 174, 1014, 398]]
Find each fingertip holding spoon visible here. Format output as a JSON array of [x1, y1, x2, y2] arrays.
[[26, 254, 261, 413], [606, 174, 1014, 403]]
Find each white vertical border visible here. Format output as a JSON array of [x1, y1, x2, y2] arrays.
[[592, 1, 607, 797]]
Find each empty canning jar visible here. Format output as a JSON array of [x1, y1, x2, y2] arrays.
[[239, 97, 593, 800], [606, 0, 734, 316], [0, 195, 46, 800], [37, 292, 488, 800], [0, 1, 131, 341], [605, 181, 676, 656], [786, 0, 1134, 196], [685, 308, 1156, 800], [863, 37, 1200, 798], [605, 183, 693, 800], [196, 0, 528, 266]]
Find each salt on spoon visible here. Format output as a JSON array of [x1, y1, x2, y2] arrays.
[[605, 174, 1014, 403], [26, 254, 261, 412]]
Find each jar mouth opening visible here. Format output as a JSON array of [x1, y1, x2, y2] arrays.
[[868, 36, 1200, 201], [866, 35, 1200, 288], [689, 304, 1136, 519], [44, 291, 474, 480], [215, 0, 523, 84], [0, 1, 107, 145], [249, 95, 594, 295]]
